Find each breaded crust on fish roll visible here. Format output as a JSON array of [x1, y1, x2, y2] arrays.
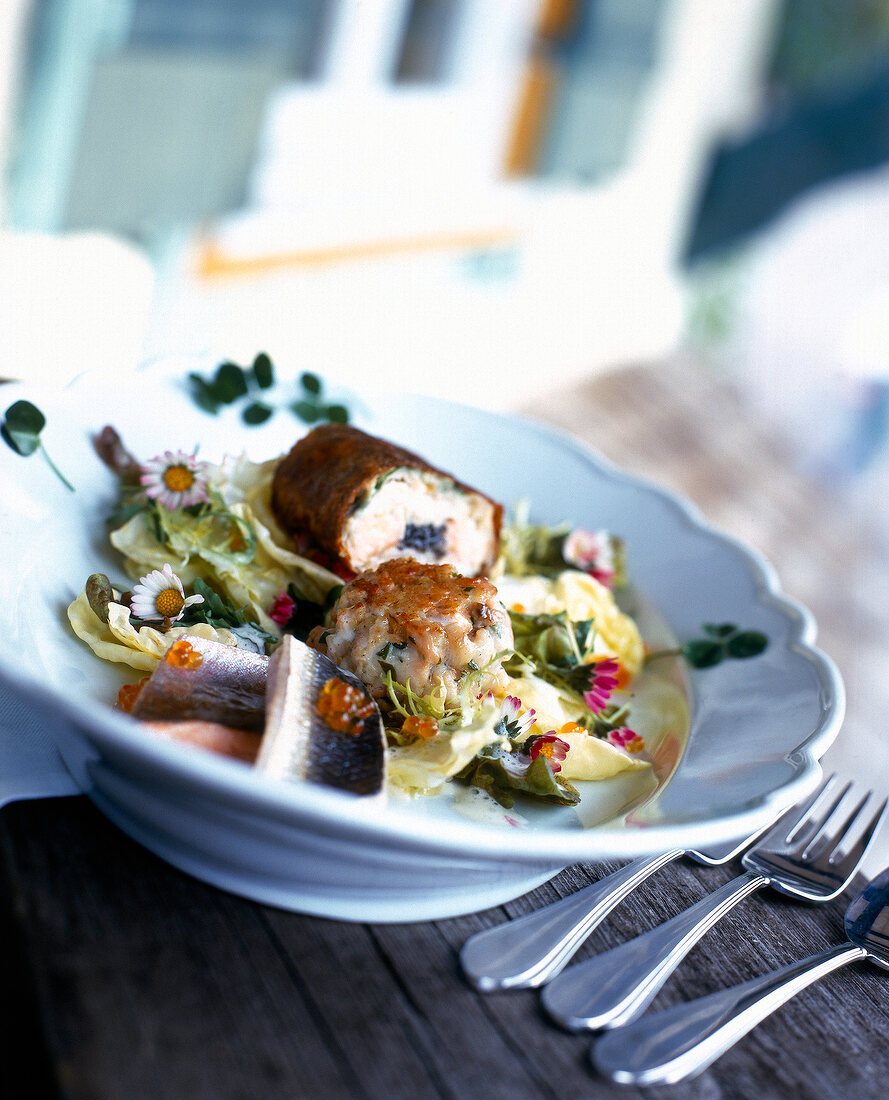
[[271, 423, 503, 576]]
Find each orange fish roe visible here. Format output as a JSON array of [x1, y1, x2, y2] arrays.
[[559, 721, 587, 736], [117, 676, 149, 712], [316, 676, 376, 735], [401, 714, 440, 740], [165, 638, 204, 669]]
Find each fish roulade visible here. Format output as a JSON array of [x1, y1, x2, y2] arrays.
[[271, 424, 502, 576]]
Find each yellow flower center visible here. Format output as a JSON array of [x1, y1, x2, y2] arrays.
[[537, 740, 556, 760], [155, 587, 185, 618], [163, 464, 194, 492]]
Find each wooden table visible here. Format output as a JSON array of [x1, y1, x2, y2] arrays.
[[3, 359, 888, 1099]]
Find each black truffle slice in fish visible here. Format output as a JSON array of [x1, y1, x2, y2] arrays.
[[256, 635, 386, 797]]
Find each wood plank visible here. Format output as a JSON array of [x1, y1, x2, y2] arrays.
[[6, 795, 888, 1099], [1, 798, 360, 1099]]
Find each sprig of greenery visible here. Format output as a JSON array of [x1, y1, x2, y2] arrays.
[[499, 503, 626, 585], [647, 621, 768, 670], [2, 400, 74, 490], [382, 670, 456, 726], [504, 609, 599, 695], [179, 578, 278, 654], [187, 352, 275, 420], [290, 371, 350, 426], [277, 580, 341, 642], [186, 353, 349, 427], [457, 742, 580, 808]]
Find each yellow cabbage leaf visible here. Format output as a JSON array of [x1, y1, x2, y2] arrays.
[[504, 671, 587, 733], [557, 726, 649, 781], [387, 707, 502, 795], [496, 569, 644, 676], [504, 671, 649, 780], [67, 589, 240, 672]]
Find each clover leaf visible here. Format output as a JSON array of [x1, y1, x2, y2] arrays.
[[682, 623, 768, 667], [290, 372, 350, 425], [187, 355, 349, 427], [2, 400, 74, 491], [647, 622, 768, 671]]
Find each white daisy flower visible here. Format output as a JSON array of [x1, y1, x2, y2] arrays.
[[498, 694, 537, 739], [140, 449, 209, 510], [563, 527, 616, 585], [482, 692, 536, 740], [130, 564, 204, 622]]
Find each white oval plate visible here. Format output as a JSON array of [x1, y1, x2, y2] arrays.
[[0, 357, 844, 921]]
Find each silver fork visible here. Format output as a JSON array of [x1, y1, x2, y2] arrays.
[[592, 862, 889, 1085], [460, 814, 781, 992], [541, 774, 888, 1032]]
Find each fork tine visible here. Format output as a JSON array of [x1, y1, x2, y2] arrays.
[[830, 794, 889, 879], [785, 775, 852, 850], [799, 787, 869, 862], [755, 773, 837, 849]]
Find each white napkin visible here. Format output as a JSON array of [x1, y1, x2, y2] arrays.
[[0, 684, 79, 807]]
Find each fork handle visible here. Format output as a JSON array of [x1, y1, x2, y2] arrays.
[[460, 850, 684, 991], [542, 870, 769, 1030], [592, 942, 865, 1086]]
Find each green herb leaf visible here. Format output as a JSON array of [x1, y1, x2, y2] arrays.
[[726, 630, 768, 659], [292, 399, 323, 424], [186, 355, 351, 429], [278, 580, 329, 642], [301, 372, 322, 396], [509, 611, 573, 663], [505, 609, 599, 695], [648, 621, 769, 671], [2, 400, 73, 490], [242, 401, 274, 425], [702, 622, 737, 638], [187, 373, 221, 415], [323, 584, 343, 612], [682, 638, 725, 668], [2, 399, 45, 455], [213, 362, 250, 403], [107, 496, 149, 527], [377, 640, 409, 662], [458, 746, 580, 808], [251, 352, 274, 389], [228, 621, 277, 654], [180, 578, 277, 653]]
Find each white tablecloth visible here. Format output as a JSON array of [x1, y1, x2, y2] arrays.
[[0, 684, 79, 807]]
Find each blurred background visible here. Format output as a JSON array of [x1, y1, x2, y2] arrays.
[[2, 0, 889, 495]]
